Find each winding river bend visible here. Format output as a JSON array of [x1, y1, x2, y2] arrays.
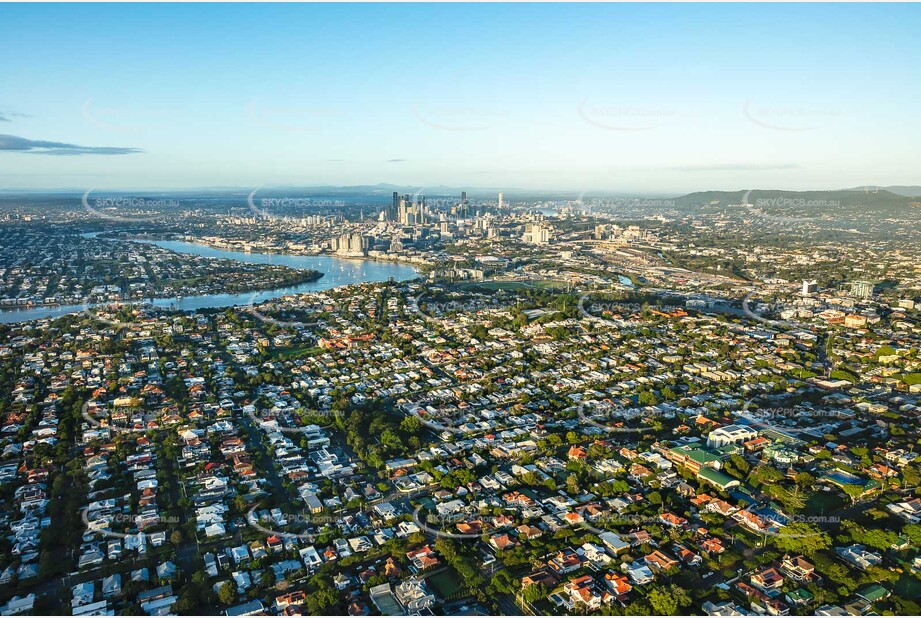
[[0, 239, 419, 323]]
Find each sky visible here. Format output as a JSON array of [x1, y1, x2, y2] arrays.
[[1, 3, 919, 195]]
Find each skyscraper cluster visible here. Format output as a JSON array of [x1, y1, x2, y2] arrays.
[[389, 192, 428, 225]]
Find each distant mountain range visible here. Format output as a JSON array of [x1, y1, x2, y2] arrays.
[[669, 188, 919, 215], [2, 185, 919, 209], [847, 185, 921, 197], [0, 183, 519, 198]]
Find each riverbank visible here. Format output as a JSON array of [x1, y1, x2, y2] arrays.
[[0, 239, 419, 323], [101, 232, 434, 271], [0, 270, 325, 311], [0, 269, 324, 310]]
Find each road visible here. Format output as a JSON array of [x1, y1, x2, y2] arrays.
[[497, 592, 531, 616]]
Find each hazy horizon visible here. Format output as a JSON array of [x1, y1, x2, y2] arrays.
[[0, 182, 918, 199]]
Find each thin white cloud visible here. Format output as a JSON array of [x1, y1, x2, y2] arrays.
[[0, 111, 32, 122], [0, 134, 142, 156]]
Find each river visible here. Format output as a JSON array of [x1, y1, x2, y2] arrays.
[[0, 238, 419, 323]]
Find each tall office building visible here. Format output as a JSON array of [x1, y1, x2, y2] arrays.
[[850, 280, 874, 299], [398, 194, 410, 225], [802, 280, 818, 296], [391, 192, 399, 221], [524, 222, 551, 245], [398, 194, 429, 225], [498, 192, 504, 210], [335, 232, 368, 256]]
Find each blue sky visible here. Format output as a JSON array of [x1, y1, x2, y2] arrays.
[[1, 3, 919, 194]]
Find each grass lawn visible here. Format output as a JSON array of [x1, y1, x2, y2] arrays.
[[805, 490, 846, 514], [892, 573, 921, 599], [269, 345, 325, 361], [462, 281, 535, 291], [530, 280, 573, 290], [428, 568, 464, 598]]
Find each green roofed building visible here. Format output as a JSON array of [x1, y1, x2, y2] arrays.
[[697, 467, 741, 490], [665, 444, 723, 474], [786, 588, 814, 606], [821, 469, 880, 495], [856, 584, 890, 604], [715, 444, 743, 457]]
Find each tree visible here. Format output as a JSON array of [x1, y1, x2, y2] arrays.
[[647, 588, 679, 615], [400, 415, 422, 434], [218, 582, 236, 606], [776, 485, 807, 514], [624, 599, 652, 615], [773, 523, 831, 556], [522, 583, 547, 604], [306, 583, 338, 614], [750, 464, 784, 485], [170, 530, 183, 546], [728, 454, 751, 478], [901, 464, 921, 489], [903, 524, 921, 547], [490, 569, 518, 595], [666, 584, 692, 610], [566, 473, 580, 495], [539, 433, 563, 454], [842, 484, 865, 505], [440, 468, 475, 490]]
